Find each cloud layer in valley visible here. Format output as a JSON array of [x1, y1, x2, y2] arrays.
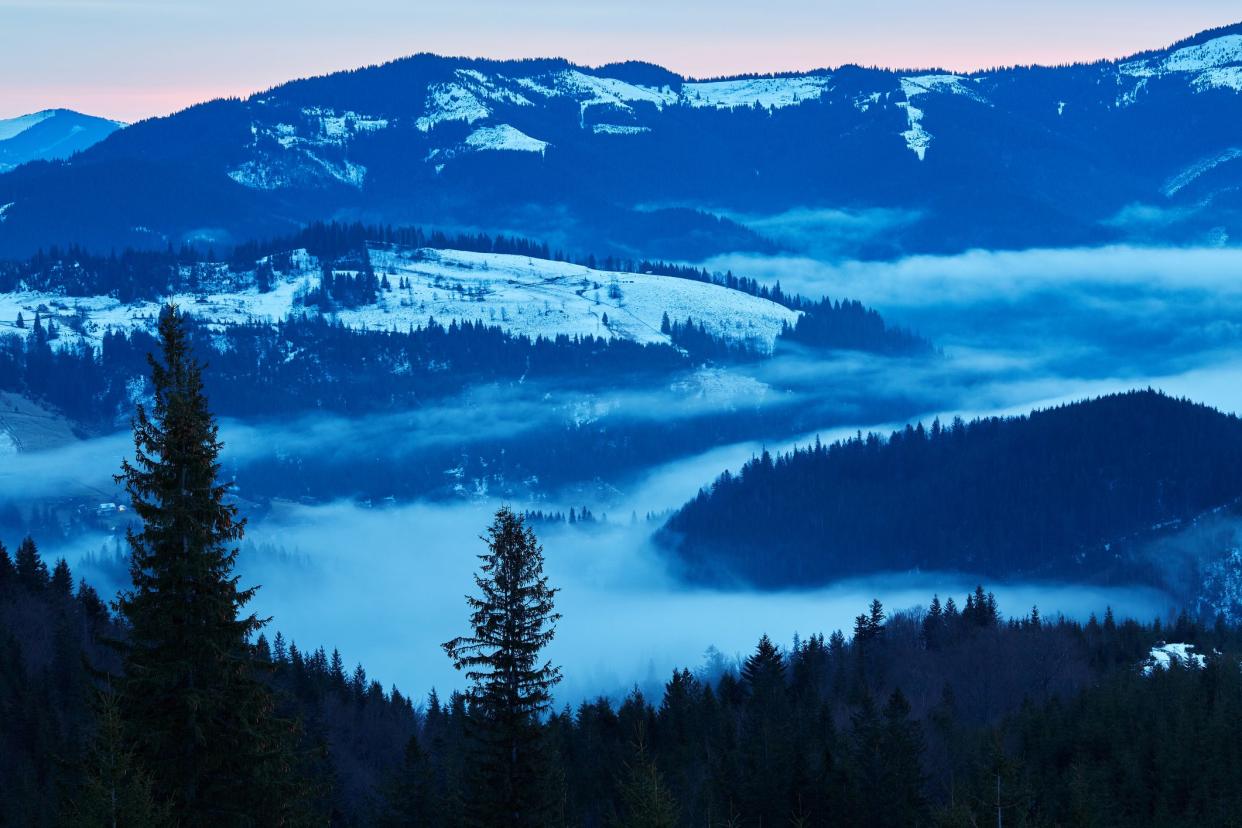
[[9, 241, 1242, 703]]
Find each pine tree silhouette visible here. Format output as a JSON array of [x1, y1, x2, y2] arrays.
[[443, 506, 563, 827], [113, 305, 308, 825]]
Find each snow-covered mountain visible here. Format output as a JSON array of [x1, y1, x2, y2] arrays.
[[0, 246, 797, 352], [3, 23, 1242, 257], [0, 109, 122, 173]]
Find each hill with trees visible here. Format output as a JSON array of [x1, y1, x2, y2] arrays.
[[660, 390, 1242, 588]]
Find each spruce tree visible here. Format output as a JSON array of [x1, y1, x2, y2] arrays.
[[15, 536, 48, 591], [113, 305, 305, 825], [740, 634, 785, 692], [443, 506, 563, 827]]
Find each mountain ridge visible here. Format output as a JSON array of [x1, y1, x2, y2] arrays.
[[4, 22, 1242, 259]]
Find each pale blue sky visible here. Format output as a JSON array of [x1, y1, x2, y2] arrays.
[[2, 0, 1239, 122]]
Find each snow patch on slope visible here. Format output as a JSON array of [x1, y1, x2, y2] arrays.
[[896, 102, 931, 161], [520, 71, 677, 126], [512, 69, 833, 126], [899, 74, 985, 102], [1194, 66, 1242, 93], [894, 75, 983, 160], [464, 124, 548, 154], [301, 107, 389, 142], [592, 124, 651, 135], [681, 75, 833, 109], [416, 69, 534, 132], [426, 124, 550, 166], [1164, 148, 1242, 196]]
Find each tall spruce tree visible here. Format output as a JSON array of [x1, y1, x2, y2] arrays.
[[443, 506, 563, 827], [113, 305, 304, 825]]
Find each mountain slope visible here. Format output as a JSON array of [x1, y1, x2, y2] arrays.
[[659, 390, 1242, 587], [3, 24, 1242, 257], [0, 109, 122, 173]]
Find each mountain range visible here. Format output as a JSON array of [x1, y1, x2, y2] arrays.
[[3, 23, 1242, 259], [0, 109, 122, 174]]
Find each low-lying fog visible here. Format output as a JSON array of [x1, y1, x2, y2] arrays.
[[11, 242, 1242, 704]]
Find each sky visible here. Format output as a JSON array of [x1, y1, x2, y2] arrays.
[[1, 0, 1239, 122]]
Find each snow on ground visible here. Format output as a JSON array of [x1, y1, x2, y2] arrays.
[[366, 247, 798, 350], [0, 247, 798, 353], [416, 69, 536, 132], [519, 70, 679, 126], [592, 124, 650, 135], [515, 69, 834, 125], [1164, 147, 1242, 196], [302, 107, 389, 142], [1121, 34, 1242, 93], [680, 75, 834, 109], [1194, 66, 1242, 93], [899, 74, 985, 102], [426, 123, 551, 164], [1160, 35, 1242, 74], [896, 102, 931, 161], [1143, 642, 1208, 675], [463, 124, 548, 154]]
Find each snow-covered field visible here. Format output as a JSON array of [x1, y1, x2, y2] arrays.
[[0, 246, 798, 352], [367, 248, 797, 349]]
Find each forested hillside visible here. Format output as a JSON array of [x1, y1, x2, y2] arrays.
[[661, 390, 1242, 587]]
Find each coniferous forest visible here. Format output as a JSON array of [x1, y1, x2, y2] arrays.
[[663, 391, 1242, 590], [2, 307, 1242, 826]]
